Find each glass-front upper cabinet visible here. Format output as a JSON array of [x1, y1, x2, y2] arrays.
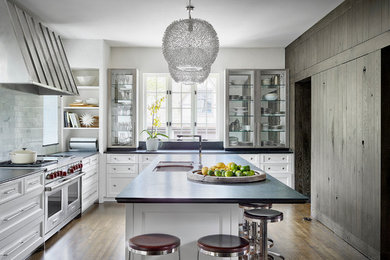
[[226, 70, 256, 148], [225, 69, 289, 149], [108, 69, 138, 148], [259, 70, 288, 148]]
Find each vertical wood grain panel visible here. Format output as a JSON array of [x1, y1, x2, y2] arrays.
[[288, 1, 384, 258]]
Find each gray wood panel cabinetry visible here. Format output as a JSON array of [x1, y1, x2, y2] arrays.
[[286, 1, 389, 258], [311, 51, 380, 259]]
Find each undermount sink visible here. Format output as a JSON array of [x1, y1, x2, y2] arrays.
[[154, 161, 195, 172]]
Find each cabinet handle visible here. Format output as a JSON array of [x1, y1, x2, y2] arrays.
[[268, 167, 271, 170], [2, 232, 39, 256], [128, 168, 131, 170], [268, 158, 271, 161], [113, 184, 117, 187], [113, 168, 116, 170], [52, 218, 59, 224], [28, 180, 40, 186], [282, 167, 285, 170], [3, 202, 38, 222], [4, 188, 16, 195], [282, 157, 285, 160], [114, 157, 117, 160]]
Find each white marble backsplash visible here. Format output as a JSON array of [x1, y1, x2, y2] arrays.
[[0, 87, 60, 161]]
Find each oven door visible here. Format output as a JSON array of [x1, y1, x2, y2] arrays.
[[45, 186, 65, 234], [66, 178, 81, 217]]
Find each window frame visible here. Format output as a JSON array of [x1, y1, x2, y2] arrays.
[[142, 73, 220, 141]]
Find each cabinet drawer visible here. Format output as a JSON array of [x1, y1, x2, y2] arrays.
[[107, 178, 135, 197], [107, 164, 138, 176], [139, 154, 158, 164], [107, 154, 137, 164], [82, 174, 98, 192], [260, 154, 291, 164], [83, 167, 98, 180], [24, 173, 43, 194], [0, 179, 23, 205], [90, 154, 98, 165], [0, 216, 43, 260], [238, 154, 259, 165], [82, 157, 91, 168], [260, 164, 290, 173], [0, 193, 43, 241]]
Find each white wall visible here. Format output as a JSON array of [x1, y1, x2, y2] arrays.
[[110, 47, 285, 74]]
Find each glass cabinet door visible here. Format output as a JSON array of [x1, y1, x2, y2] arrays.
[[226, 70, 255, 148], [259, 70, 287, 147], [108, 69, 137, 147]]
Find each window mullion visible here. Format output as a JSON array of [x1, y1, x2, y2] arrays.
[[192, 84, 197, 136], [167, 77, 173, 139]]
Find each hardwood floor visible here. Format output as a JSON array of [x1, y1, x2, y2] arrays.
[[30, 203, 367, 260]]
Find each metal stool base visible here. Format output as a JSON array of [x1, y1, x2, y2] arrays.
[[129, 247, 181, 259], [197, 248, 248, 259]]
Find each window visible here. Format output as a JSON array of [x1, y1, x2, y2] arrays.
[[143, 73, 219, 141], [43, 96, 59, 146]]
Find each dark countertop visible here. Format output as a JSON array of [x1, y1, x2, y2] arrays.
[[116, 154, 307, 204], [106, 149, 293, 154], [0, 168, 45, 184], [52, 151, 99, 159]]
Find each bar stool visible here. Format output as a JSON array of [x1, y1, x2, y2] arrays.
[[244, 209, 285, 260], [197, 234, 249, 259], [128, 233, 181, 259], [239, 203, 274, 252]]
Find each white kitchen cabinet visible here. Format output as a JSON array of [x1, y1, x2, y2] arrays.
[[238, 153, 294, 189], [106, 154, 138, 198], [0, 172, 44, 259], [259, 153, 294, 189], [138, 154, 158, 173], [81, 154, 99, 213]]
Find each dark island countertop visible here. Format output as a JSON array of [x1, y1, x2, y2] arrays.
[[106, 149, 293, 154], [0, 168, 45, 184], [116, 154, 307, 204]]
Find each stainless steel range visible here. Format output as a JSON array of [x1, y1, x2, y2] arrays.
[[0, 155, 85, 240]]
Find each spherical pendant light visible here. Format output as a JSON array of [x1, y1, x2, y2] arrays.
[[169, 65, 210, 84], [162, 0, 219, 83]]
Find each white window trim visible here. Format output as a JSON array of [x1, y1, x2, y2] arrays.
[[141, 73, 221, 141]]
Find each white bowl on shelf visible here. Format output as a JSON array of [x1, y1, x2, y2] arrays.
[[76, 76, 96, 86], [86, 98, 99, 106], [263, 93, 278, 101]]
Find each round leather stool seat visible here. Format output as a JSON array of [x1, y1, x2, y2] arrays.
[[244, 209, 283, 223], [128, 233, 180, 254], [197, 234, 249, 255], [239, 202, 272, 210]]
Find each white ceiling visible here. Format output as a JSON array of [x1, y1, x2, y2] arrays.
[[16, 0, 343, 48]]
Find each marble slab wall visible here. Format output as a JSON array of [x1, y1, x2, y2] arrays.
[[0, 88, 60, 161]]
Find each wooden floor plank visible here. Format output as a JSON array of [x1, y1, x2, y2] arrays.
[[29, 203, 367, 260]]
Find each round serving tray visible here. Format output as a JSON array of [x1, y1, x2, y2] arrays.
[[187, 170, 266, 184]]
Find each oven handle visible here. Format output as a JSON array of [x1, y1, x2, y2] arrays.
[[45, 172, 86, 192]]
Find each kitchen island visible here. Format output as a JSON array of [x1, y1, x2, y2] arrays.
[[116, 154, 307, 259]]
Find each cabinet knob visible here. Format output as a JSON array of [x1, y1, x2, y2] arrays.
[[128, 168, 131, 170], [113, 184, 117, 187], [282, 157, 285, 160], [114, 157, 117, 160], [282, 167, 285, 170], [268, 158, 271, 160], [113, 168, 116, 170], [268, 167, 271, 170]]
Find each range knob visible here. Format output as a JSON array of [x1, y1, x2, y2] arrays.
[[46, 174, 53, 179], [62, 171, 67, 177]]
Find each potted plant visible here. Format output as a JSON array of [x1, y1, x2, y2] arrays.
[[141, 97, 168, 150]]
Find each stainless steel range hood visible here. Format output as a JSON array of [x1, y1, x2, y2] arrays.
[[0, 0, 79, 96]]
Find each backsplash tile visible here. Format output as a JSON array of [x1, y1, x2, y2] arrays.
[[0, 88, 60, 161]]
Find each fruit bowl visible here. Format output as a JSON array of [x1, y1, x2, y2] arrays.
[[187, 162, 266, 184]]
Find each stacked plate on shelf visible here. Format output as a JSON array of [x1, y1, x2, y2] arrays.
[[233, 107, 248, 116]]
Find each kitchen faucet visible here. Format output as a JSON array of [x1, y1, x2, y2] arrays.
[[177, 135, 202, 168]]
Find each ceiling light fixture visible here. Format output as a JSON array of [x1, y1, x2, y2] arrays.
[[162, 0, 219, 84]]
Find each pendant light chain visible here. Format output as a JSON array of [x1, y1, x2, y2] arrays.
[[187, 0, 194, 19]]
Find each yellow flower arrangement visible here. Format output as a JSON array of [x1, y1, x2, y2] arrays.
[[141, 97, 169, 140]]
